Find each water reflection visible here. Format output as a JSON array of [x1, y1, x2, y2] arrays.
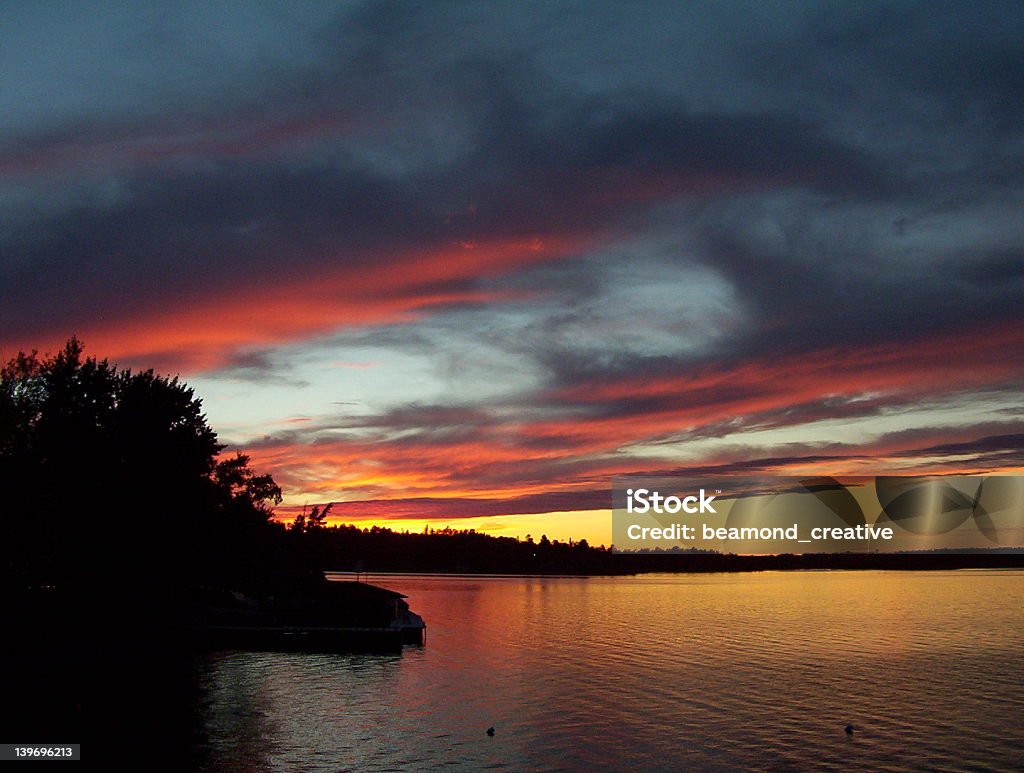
[[195, 571, 1024, 772]]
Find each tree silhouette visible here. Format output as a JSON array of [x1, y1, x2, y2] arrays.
[[0, 337, 281, 593]]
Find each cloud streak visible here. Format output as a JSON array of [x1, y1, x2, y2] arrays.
[[3, 1, 1023, 540]]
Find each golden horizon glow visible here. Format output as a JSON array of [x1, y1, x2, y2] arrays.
[[275, 509, 614, 548]]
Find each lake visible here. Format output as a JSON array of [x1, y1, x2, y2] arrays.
[[191, 571, 1024, 772]]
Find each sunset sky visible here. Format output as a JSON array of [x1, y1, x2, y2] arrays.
[[3, 2, 1023, 545]]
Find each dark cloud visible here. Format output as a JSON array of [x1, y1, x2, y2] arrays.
[[915, 432, 1024, 459], [312, 489, 612, 521], [4, 1, 1024, 520], [2, 1, 900, 356], [741, 2, 1024, 132], [950, 249, 1024, 287]]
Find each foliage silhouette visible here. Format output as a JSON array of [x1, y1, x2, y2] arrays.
[[0, 337, 282, 594]]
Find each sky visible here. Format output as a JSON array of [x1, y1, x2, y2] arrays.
[[3, 1, 1023, 546]]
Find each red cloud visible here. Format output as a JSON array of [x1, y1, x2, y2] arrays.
[[3, 235, 586, 373], [240, 321, 1024, 520]]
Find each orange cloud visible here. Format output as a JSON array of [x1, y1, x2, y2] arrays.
[[236, 321, 1024, 531], [5, 235, 586, 373]]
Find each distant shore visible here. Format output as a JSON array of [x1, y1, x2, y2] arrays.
[[327, 549, 1024, 576]]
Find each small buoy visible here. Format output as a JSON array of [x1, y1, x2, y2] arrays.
[[845, 724, 855, 735], [486, 726, 495, 737]]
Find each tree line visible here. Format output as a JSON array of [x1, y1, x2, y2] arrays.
[[290, 518, 613, 574], [3, 338, 1021, 600]]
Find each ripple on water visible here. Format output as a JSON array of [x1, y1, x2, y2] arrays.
[[194, 571, 1024, 773]]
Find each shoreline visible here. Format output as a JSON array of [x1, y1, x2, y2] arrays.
[[327, 552, 1024, 578]]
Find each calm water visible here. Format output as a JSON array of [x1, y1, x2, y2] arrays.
[[192, 571, 1024, 772]]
